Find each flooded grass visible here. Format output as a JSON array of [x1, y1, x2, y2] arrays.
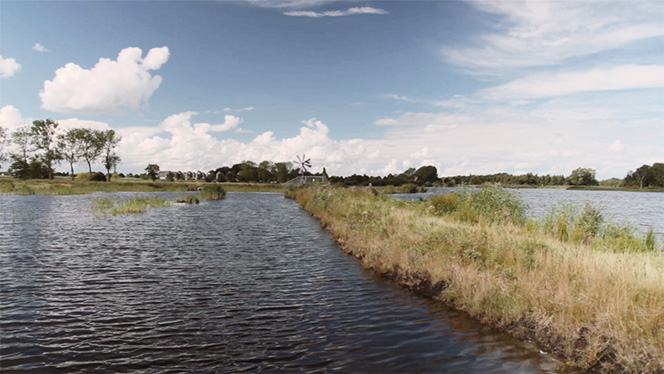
[[200, 184, 226, 200], [92, 196, 172, 215], [287, 185, 664, 373]]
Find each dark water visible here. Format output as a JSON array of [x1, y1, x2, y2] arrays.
[[1, 192, 565, 373]]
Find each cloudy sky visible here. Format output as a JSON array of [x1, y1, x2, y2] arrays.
[[1, 0, 662, 179]]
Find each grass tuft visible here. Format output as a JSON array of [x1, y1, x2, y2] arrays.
[[92, 196, 171, 215]]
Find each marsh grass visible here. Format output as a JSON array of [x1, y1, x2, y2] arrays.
[[0, 177, 281, 195], [429, 187, 526, 225], [176, 194, 200, 204], [288, 185, 663, 373], [200, 184, 226, 200], [92, 196, 172, 215]]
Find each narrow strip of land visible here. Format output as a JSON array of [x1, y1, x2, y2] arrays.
[[288, 186, 663, 373]]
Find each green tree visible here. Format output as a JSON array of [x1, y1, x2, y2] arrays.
[[651, 163, 664, 187], [31, 119, 62, 179], [8, 157, 30, 179], [145, 163, 160, 181], [566, 167, 598, 186], [413, 165, 439, 184], [99, 129, 121, 182], [57, 128, 85, 180], [0, 126, 7, 168], [77, 128, 104, 173], [11, 126, 32, 164], [274, 162, 291, 183], [631, 164, 654, 189], [165, 171, 174, 182]]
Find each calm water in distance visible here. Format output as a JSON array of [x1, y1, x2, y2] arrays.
[[398, 187, 664, 244], [0, 192, 568, 373]]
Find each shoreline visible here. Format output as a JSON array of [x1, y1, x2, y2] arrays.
[[287, 186, 663, 373]]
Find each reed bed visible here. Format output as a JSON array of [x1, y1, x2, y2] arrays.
[[287, 186, 663, 373], [92, 196, 172, 215]]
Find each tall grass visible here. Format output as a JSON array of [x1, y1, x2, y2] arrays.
[[200, 184, 226, 200], [429, 187, 526, 225], [92, 196, 172, 215], [288, 186, 663, 373]]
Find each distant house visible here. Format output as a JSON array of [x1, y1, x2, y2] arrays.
[[158, 171, 168, 180]]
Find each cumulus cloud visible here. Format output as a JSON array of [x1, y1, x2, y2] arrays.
[[40, 46, 170, 113], [0, 56, 21, 78], [32, 43, 48, 52], [115, 113, 377, 175], [0, 105, 26, 132], [284, 6, 388, 17], [443, 0, 664, 72]]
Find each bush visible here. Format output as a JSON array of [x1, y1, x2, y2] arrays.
[[200, 184, 226, 200], [75, 172, 106, 181]]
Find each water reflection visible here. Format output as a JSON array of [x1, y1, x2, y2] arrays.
[[1, 192, 568, 373]]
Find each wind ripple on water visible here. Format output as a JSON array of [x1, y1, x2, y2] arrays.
[[0, 192, 564, 373]]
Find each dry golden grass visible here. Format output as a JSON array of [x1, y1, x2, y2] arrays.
[[288, 186, 664, 373]]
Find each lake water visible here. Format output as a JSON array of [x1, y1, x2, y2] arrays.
[[397, 187, 664, 244], [0, 192, 566, 373]]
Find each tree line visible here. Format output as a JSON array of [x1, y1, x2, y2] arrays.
[[0, 119, 121, 181], [134, 160, 318, 183], [131, 161, 663, 189], [329, 165, 663, 189]]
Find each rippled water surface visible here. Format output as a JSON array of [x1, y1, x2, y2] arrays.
[[1, 192, 565, 373]]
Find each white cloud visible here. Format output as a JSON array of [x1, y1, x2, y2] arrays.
[[0, 56, 21, 78], [608, 140, 625, 152], [223, 106, 255, 113], [481, 65, 664, 99], [0, 105, 26, 132], [40, 46, 170, 113], [443, 0, 664, 72], [115, 113, 375, 175], [32, 43, 48, 52], [57, 118, 112, 132], [284, 6, 387, 17], [246, 0, 333, 8], [369, 93, 664, 180]]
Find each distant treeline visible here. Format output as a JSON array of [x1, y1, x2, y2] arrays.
[[124, 161, 664, 189], [329, 163, 664, 189]]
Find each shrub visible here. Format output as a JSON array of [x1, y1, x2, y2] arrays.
[[75, 172, 106, 181], [200, 184, 226, 200]]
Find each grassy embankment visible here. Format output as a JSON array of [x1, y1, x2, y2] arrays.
[[287, 186, 663, 373], [0, 176, 284, 195]]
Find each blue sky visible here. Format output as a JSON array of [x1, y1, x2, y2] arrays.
[[1, 0, 662, 178]]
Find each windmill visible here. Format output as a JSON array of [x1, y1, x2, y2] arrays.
[[294, 154, 312, 178]]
